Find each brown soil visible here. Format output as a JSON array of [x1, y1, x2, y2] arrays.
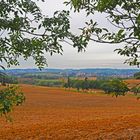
[[125, 79, 140, 87], [0, 84, 140, 140]]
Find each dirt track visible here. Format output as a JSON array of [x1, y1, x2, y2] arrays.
[[1, 84, 140, 140]]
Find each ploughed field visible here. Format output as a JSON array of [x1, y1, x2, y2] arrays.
[[1, 84, 140, 140]]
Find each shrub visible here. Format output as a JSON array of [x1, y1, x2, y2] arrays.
[[0, 86, 25, 121]]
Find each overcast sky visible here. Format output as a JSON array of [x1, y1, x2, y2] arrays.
[[6, 0, 138, 69]]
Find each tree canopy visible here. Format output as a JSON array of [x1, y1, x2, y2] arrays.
[[101, 79, 129, 97], [0, 0, 88, 69], [67, 0, 140, 66], [134, 72, 140, 79], [0, 0, 140, 68]]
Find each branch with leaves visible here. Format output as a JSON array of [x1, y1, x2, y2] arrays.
[[67, 0, 140, 66], [0, 85, 25, 121], [0, 0, 89, 69]]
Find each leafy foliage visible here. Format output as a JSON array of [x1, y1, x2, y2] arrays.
[[1, 0, 140, 67], [131, 86, 140, 95], [0, 0, 89, 69], [101, 79, 129, 97], [67, 0, 140, 66], [134, 72, 140, 79], [0, 86, 25, 121], [63, 78, 129, 97]]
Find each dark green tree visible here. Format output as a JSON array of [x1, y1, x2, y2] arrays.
[[82, 77, 89, 91], [131, 82, 140, 95], [101, 79, 129, 97], [131, 86, 140, 95], [134, 72, 140, 79], [63, 77, 71, 89], [67, 76, 71, 88], [73, 80, 83, 91]]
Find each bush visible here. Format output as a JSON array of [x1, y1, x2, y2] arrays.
[[0, 86, 25, 121]]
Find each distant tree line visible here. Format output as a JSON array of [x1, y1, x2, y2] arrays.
[[36, 79, 63, 87], [19, 78, 63, 87], [63, 77, 129, 97], [0, 72, 18, 85], [21, 73, 62, 80]]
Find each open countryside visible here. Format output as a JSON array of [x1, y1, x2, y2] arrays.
[[1, 0, 140, 139], [0, 80, 140, 140]]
